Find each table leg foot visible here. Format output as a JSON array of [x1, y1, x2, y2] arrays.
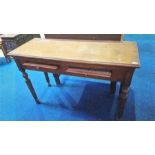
[[47, 83, 52, 87], [35, 99, 41, 104]]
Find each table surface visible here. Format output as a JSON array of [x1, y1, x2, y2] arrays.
[[9, 38, 140, 67]]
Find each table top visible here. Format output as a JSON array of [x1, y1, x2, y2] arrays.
[[9, 38, 140, 67]]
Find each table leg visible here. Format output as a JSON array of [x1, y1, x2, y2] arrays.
[[44, 72, 51, 87], [117, 82, 129, 119], [22, 70, 40, 104], [15, 60, 40, 104], [110, 81, 116, 94], [117, 71, 134, 120], [53, 74, 61, 85]]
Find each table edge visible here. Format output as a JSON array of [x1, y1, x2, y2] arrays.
[[9, 54, 141, 68]]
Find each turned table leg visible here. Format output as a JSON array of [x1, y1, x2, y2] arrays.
[[15, 60, 40, 104], [118, 82, 129, 119], [22, 70, 40, 104], [117, 70, 134, 120], [53, 74, 61, 85], [110, 81, 116, 94], [44, 72, 51, 87]]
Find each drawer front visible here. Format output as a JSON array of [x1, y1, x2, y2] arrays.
[[22, 62, 112, 80]]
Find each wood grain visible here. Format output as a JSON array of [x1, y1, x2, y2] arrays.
[[9, 38, 140, 68]]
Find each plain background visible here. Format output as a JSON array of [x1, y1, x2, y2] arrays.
[[0, 0, 155, 155]]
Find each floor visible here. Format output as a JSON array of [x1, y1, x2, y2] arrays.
[[0, 34, 155, 121]]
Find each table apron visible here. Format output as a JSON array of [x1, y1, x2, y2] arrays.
[[20, 61, 131, 81]]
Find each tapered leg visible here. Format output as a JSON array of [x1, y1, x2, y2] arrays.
[[22, 70, 40, 104], [117, 83, 129, 119], [53, 74, 61, 85], [15, 59, 40, 103], [117, 70, 135, 120], [44, 72, 51, 87], [110, 81, 116, 94]]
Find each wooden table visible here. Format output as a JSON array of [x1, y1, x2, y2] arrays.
[[9, 38, 140, 119]]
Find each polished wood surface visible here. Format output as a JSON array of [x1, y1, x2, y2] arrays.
[[9, 38, 140, 120], [9, 38, 140, 67]]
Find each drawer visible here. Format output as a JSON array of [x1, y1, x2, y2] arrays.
[[22, 62, 112, 80], [23, 63, 58, 72]]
